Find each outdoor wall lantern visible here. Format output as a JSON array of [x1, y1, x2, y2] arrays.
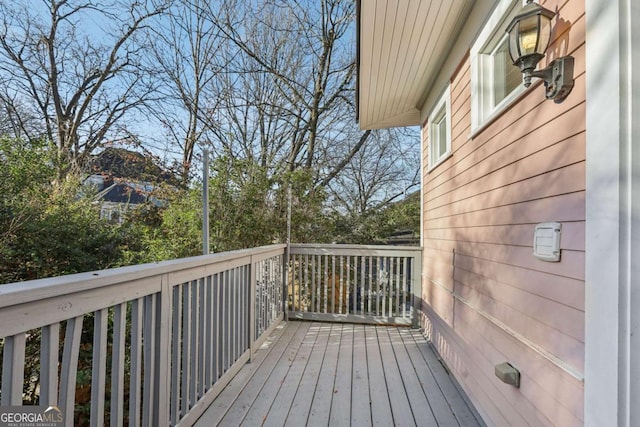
[[506, 0, 574, 103]]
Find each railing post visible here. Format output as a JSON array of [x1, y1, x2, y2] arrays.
[[154, 274, 172, 425], [283, 246, 289, 321], [249, 255, 256, 362], [412, 251, 423, 329]]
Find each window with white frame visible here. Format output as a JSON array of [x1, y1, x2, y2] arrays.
[[428, 86, 451, 170], [471, 0, 526, 131]]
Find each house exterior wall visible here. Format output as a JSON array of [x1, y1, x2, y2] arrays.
[[420, 1, 586, 425]]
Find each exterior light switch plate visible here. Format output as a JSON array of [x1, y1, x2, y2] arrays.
[[533, 222, 561, 262]]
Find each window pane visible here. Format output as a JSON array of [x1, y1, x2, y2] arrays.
[[437, 116, 447, 156], [429, 87, 450, 168], [493, 37, 521, 106]]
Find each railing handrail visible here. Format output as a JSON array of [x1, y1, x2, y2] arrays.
[[0, 244, 286, 311], [291, 243, 421, 252]]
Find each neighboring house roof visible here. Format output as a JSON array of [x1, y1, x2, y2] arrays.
[[356, 0, 494, 129], [86, 174, 165, 208]]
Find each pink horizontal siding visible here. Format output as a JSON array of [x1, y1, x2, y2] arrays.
[[421, 1, 586, 425]]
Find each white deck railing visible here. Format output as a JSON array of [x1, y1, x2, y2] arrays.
[[0, 243, 421, 426], [0, 245, 285, 427], [288, 244, 422, 327]]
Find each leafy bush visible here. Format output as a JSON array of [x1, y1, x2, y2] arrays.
[[0, 138, 129, 283]]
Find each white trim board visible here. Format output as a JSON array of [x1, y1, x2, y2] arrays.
[[585, 0, 640, 426]]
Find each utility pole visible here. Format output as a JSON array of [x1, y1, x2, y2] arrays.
[[202, 149, 210, 255]]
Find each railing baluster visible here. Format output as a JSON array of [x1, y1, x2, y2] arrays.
[[276, 257, 280, 317], [331, 255, 336, 313], [180, 283, 191, 416], [203, 276, 211, 391], [244, 263, 249, 351], [263, 259, 268, 324], [317, 255, 322, 312], [40, 323, 59, 407], [130, 298, 143, 427], [268, 260, 272, 323], [396, 257, 401, 317], [267, 260, 271, 326], [256, 261, 262, 335], [349, 256, 354, 314], [289, 255, 300, 311], [190, 280, 199, 405], [249, 256, 256, 361], [171, 286, 182, 425], [204, 275, 212, 391], [377, 257, 382, 317], [386, 257, 390, 317], [155, 274, 172, 426], [360, 257, 365, 315], [198, 277, 206, 399], [338, 256, 344, 314], [367, 256, 372, 316], [239, 267, 246, 357], [229, 269, 235, 365], [90, 309, 108, 427], [402, 258, 407, 319], [60, 316, 83, 427], [214, 273, 221, 380], [223, 271, 229, 371], [111, 303, 126, 426], [219, 272, 225, 376], [1, 333, 26, 406], [311, 254, 316, 312], [213, 273, 220, 380], [231, 268, 238, 364], [297, 254, 302, 313], [142, 294, 156, 425], [234, 267, 238, 365]]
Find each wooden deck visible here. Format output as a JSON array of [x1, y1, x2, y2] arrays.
[[195, 321, 484, 426]]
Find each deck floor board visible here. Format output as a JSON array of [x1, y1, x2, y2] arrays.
[[329, 324, 353, 426], [306, 323, 341, 426], [195, 321, 484, 427], [283, 323, 330, 426], [366, 326, 394, 426], [350, 325, 372, 427], [387, 327, 439, 426]]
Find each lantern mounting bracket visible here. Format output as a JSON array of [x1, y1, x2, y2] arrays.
[[527, 56, 575, 103]]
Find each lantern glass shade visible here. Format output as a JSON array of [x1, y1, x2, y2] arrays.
[[506, 1, 554, 66]]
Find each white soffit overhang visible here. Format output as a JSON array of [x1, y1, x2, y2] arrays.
[[357, 0, 475, 130]]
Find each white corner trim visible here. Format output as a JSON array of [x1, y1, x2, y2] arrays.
[[585, 0, 640, 426]]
